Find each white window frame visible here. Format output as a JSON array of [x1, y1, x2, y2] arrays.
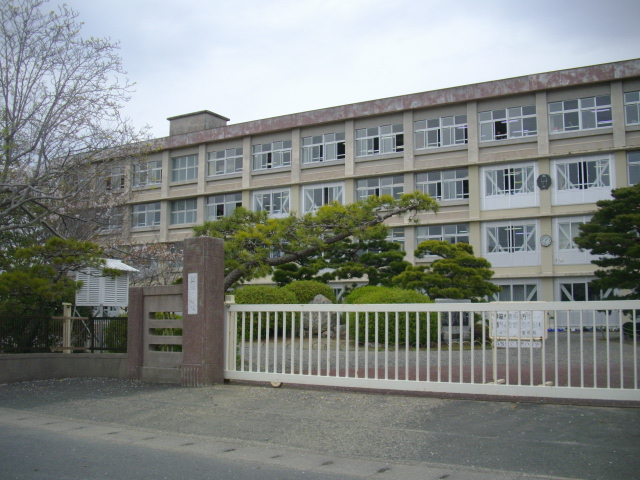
[[625, 91, 640, 126], [416, 168, 469, 202], [252, 141, 292, 171], [207, 148, 243, 176], [206, 193, 242, 220], [355, 124, 404, 157], [489, 280, 539, 302], [549, 95, 612, 134], [628, 151, 640, 186], [252, 188, 291, 218], [171, 154, 198, 182], [557, 278, 613, 302], [132, 160, 162, 188], [302, 182, 344, 213], [553, 215, 599, 265], [170, 199, 197, 225], [551, 155, 614, 206], [479, 105, 537, 142], [302, 133, 346, 164], [414, 115, 468, 149], [416, 224, 470, 249], [483, 219, 540, 267], [355, 175, 404, 201], [554, 277, 618, 328], [131, 202, 161, 228], [481, 162, 538, 210]]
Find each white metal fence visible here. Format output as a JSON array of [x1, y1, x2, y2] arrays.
[[224, 301, 640, 402]]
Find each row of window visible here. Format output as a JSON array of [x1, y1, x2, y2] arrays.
[[129, 152, 639, 226], [330, 278, 609, 303], [489, 278, 612, 303], [130, 205, 575, 258], [114, 92, 640, 188]]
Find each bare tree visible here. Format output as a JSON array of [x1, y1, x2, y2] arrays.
[[0, 0, 148, 237]]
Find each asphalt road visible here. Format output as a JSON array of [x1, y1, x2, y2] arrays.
[[0, 378, 639, 480], [1, 424, 365, 480]]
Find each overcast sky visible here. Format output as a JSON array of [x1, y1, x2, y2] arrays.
[[61, 0, 640, 139]]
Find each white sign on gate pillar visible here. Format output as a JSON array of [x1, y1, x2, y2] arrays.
[[187, 273, 198, 315]]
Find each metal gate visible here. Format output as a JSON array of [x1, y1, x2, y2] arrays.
[[224, 301, 640, 402]]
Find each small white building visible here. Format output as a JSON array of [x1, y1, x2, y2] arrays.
[[75, 259, 139, 310]]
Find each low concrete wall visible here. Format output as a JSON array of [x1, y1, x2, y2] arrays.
[[0, 354, 128, 384]]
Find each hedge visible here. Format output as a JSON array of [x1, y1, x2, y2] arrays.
[[283, 280, 336, 304], [344, 286, 437, 346], [235, 285, 298, 339]]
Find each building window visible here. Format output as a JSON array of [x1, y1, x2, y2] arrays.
[[628, 151, 640, 185], [355, 175, 404, 201], [170, 199, 197, 225], [171, 154, 198, 182], [481, 162, 537, 210], [355, 124, 404, 157], [552, 155, 613, 206], [483, 220, 539, 267], [252, 188, 290, 218], [206, 193, 242, 220], [490, 282, 538, 302], [556, 157, 610, 191], [207, 148, 243, 176], [302, 182, 344, 213], [553, 215, 598, 266], [416, 168, 468, 201], [416, 224, 469, 247], [103, 165, 125, 191], [132, 160, 162, 188], [302, 133, 346, 164], [485, 164, 534, 196], [99, 207, 124, 232], [557, 219, 582, 251], [414, 115, 468, 149], [386, 227, 405, 251], [131, 202, 161, 228], [252, 141, 292, 171], [479, 105, 537, 142], [549, 95, 612, 133], [486, 223, 536, 254], [559, 280, 611, 302], [625, 91, 640, 125]]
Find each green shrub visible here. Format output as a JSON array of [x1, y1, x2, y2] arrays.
[[235, 285, 298, 339], [283, 280, 336, 304], [344, 286, 437, 347]]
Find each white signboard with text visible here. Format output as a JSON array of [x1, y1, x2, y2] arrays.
[[490, 310, 546, 343]]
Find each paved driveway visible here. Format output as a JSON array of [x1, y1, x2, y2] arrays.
[[0, 378, 638, 479]]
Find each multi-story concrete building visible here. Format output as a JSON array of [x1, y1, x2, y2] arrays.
[[113, 59, 640, 301]]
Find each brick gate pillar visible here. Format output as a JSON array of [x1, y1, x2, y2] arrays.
[[181, 236, 225, 386]]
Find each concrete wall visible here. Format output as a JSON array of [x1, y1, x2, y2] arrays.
[[0, 353, 128, 384]]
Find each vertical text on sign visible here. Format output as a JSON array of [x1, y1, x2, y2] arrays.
[[188, 273, 198, 314]]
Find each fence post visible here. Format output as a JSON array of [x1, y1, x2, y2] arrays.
[[181, 236, 225, 386], [90, 317, 95, 353], [62, 302, 72, 354]]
